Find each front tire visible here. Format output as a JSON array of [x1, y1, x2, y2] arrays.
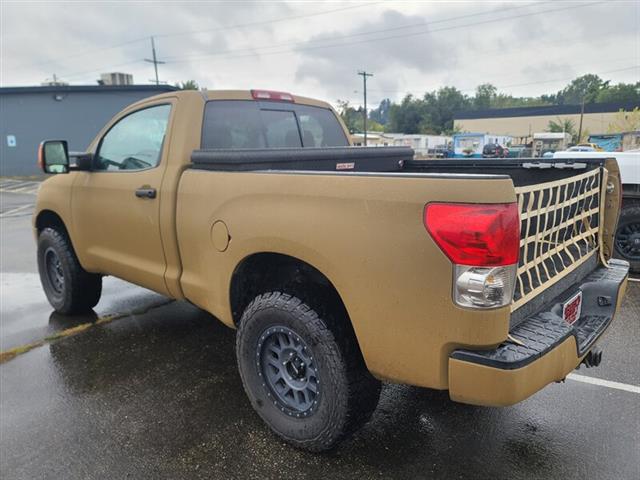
[[37, 227, 102, 314], [236, 292, 381, 452]]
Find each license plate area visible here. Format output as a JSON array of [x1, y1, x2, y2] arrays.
[[562, 291, 583, 325]]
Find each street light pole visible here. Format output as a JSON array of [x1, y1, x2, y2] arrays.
[[358, 71, 373, 146]]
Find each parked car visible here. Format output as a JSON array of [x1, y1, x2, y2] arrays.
[[482, 142, 509, 158], [34, 89, 629, 452], [576, 142, 604, 151], [567, 145, 598, 152]]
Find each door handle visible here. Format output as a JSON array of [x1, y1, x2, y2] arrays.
[[135, 187, 156, 199]]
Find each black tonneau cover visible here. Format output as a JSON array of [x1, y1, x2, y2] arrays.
[[405, 157, 607, 186], [189, 146, 607, 187], [190, 146, 413, 172]]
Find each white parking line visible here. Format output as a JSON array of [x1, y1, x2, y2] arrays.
[[0, 204, 34, 218], [628, 278, 640, 283], [0, 184, 40, 195], [567, 373, 640, 394]]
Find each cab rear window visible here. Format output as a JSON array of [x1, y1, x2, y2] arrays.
[[201, 100, 348, 149]]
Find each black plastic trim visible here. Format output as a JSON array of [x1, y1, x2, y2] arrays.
[[450, 260, 629, 370]]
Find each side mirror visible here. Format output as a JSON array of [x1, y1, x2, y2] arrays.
[[38, 140, 69, 174]]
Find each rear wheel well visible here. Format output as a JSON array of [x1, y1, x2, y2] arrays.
[[230, 253, 364, 358]]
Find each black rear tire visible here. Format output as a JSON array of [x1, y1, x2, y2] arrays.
[[37, 227, 102, 314], [614, 204, 640, 273], [236, 292, 381, 452]]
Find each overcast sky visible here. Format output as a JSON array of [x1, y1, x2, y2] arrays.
[[1, 1, 638, 108]]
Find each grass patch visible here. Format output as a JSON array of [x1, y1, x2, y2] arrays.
[[44, 322, 93, 341], [0, 341, 45, 364]]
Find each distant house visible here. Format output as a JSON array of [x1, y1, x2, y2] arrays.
[[1, 84, 176, 176], [452, 133, 512, 158], [351, 132, 451, 156]]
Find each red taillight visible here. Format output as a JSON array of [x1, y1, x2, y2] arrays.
[[251, 89, 294, 102], [424, 203, 520, 266]]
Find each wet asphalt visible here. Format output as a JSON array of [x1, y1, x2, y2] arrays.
[[1, 190, 639, 479]]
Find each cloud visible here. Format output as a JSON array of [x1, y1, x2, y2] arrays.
[[294, 9, 459, 101], [1, 1, 637, 105]]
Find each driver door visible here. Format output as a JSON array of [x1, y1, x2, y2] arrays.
[[71, 101, 173, 295]]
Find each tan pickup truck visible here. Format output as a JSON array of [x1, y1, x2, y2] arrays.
[[35, 89, 629, 451]]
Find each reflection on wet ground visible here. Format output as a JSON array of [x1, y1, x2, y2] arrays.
[[2, 299, 639, 479], [1, 207, 639, 479]]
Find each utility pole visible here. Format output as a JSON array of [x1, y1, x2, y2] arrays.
[[144, 36, 165, 85], [577, 96, 586, 143], [358, 71, 373, 146]]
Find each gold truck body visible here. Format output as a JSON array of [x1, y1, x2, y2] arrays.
[[34, 90, 628, 409]]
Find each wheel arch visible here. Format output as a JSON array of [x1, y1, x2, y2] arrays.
[[230, 252, 344, 323], [229, 252, 367, 361], [35, 209, 69, 237]]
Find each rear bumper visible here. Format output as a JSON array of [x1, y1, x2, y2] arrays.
[[448, 259, 629, 406]]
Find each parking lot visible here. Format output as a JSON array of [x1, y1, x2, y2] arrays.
[[1, 187, 639, 480]]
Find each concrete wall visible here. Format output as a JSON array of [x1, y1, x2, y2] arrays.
[[0, 86, 174, 176], [454, 111, 622, 139]]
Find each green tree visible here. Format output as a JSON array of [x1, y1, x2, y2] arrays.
[[556, 74, 607, 104], [175, 80, 199, 90], [547, 117, 577, 141], [596, 82, 640, 104], [474, 83, 497, 109], [607, 107, 640, 133], [336, 100, 383, 133], [388, 95, 428, 134], [425, 87, 471, 134], [370, 98, 391, 125]]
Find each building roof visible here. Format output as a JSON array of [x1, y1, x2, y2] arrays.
[[0, 84, 177, 95], [533, 132, 571, 139], [454, 102, 638, 120]]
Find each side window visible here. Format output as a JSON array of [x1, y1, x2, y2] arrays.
[[261, 110, 301, 147], [202, 101, 266, 149], [294, 105, 349, 147], [95, 104, 171, 171]]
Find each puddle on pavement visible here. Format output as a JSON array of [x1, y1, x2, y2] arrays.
[[0, 272, 167, 351]]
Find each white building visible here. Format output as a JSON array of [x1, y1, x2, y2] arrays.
[[351, 132, 452, 157]]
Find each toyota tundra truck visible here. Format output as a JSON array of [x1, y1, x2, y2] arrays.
[[34, 89, 629, 451]]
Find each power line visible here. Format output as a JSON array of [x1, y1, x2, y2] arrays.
[[153, 2, 383, 39], [165, 1, 605, 64], [60, 19, 633, 84], [343, 65, 640, 107], [44, 0, 604, 83], [484, 65, 639, 92], [52, 0, 611, 84], [13, 38, 147, 72], [22, 0, 550, 78], [366, 56, 634, 96], [13, 2, 382, 71], [162, 1, 551, 62], [62, 60, 144, 81]]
